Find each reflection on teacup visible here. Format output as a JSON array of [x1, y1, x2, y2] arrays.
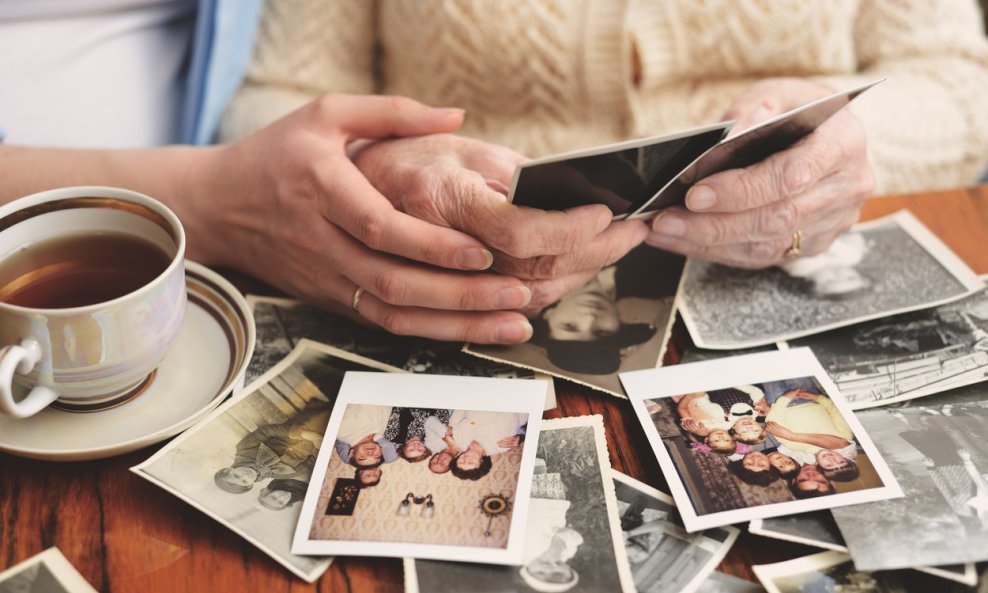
[[0, 186, 187, 418]]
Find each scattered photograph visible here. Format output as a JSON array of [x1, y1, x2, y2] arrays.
[[132, 339, 398, 581], [831, 401, 988, 571], [0, 548, 97, 593], [750, 511, 977, 586], [621, 348, 902, 531], [405, 415, 636, 593], [612, 470, 739, 593], [752, 550, 979, 593], [785, 278, 988, 409], [679, 211, 984, 349], [291, 372, 547, 565], [247, 296, 556, 409], [466, 244, 684, 398]]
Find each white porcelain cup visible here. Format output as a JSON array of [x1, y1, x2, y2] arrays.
[[0, 186, 187, 418]]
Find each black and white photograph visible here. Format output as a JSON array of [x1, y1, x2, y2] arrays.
[[750, 512, 977, 586], [612, 470, 739, 593], [831, 401, 988, 571], [291, 372, 547, 565], [507, 122, 729, 217], [697, 572, 768, 593], [131, 339, 398, 581], [405, 415, 635, 593], [247, 295, 540, 384], [0, 548, 97, 593], [785, 279, 988, 409], [752, 550, 981, 593], [466, 244, 684, 398], [622, 349, 902, 531], [679, 211, 984, 349]]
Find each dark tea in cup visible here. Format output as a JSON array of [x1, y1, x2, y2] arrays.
[[0, 232, 172, 309]]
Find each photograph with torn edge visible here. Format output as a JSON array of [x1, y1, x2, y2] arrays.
[[680, 210, 984, 350], [0, 548, 97, 593], [621, 349, 902, 532], [465, 244, 683, 398], [132, 339, 397, 581], [831, 400, 988, 572], [291, 372, 547, 565], [405, 415, 636, 593], [612, 470, 739, 593], [748, 512, 977, 585], [751, 550, 982, 593], [785, 278, 988, 410]]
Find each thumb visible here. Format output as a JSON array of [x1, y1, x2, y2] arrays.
[[722, 98, 780, 137], [316, 94, 464, 139]]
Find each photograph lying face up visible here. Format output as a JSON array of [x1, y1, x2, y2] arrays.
[[621, 348, 902, 531], [291, 372, 548, 565]]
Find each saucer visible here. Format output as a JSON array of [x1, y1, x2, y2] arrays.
[[0, 261, 256, 461]]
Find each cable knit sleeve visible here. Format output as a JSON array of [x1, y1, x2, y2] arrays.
[[218, 0, 377, 141], [814, 0, 988, 194]]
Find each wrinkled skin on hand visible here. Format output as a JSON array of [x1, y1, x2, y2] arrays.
[[354, 132, 649, 314], [647, 78, 875, 269]]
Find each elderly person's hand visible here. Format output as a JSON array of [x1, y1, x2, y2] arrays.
[[189, 95, 547, 344], [353, 133, 649, 313], [646, 77, 875, 269]]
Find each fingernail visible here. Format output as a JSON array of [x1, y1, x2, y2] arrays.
[[686, 185, 716, 211], [651, 212, 686, 237], [493, 319, 533, 343], [457, 248, 493, 270], [437, 107, 465, 117], [492, 286, 532, 309]]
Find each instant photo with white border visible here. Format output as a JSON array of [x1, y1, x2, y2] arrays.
[[679, 210, 984, 350], [132, 339, 399, 581], [621, 348, 902, 532], [611, 470, 739, 593], [0, 548, 97, 593], [291, 372, 547, 564]]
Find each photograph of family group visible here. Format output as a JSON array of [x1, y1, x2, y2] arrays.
[[679, 211, 983, 349], [623, 349, 901, 531], [132, 340, 393, 581], [291, 372, 546, 565]]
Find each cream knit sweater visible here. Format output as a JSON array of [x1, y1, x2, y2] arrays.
[[220, 0, 988, 195]]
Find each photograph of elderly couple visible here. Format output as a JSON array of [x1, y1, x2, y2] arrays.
[[623, 349, 901, 531], [292, 372, 546, 565]]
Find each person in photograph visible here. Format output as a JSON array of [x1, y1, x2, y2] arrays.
[[764, 389, 857, 467], [332, 404, 398, 469], [257, 478, 309, 511], [727, 452, 782, 487], [689, 428, 751, 457], [766, 450, 801, 481], [778, 232, 872, 300], [383, 406, 452, 463], [214, 399, 331, 494], [676, 389, 768, 446], [815, 449, 860, 483], [521, 462, 584, 593], [441, 411, 528, 481], [353, 466, 383, 489], [789, 464, 836, 499]]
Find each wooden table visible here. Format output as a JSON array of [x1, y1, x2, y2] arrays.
[[3, 184, 988, 592]]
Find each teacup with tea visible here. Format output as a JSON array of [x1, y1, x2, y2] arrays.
[[0, 186, 187, 418]]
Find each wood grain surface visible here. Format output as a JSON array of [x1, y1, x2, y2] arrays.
[[2, 185, 986, 592]]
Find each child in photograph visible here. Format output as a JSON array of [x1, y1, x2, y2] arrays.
[[727, 452, 782, 487], [766, 450, 801, 480], [520, 461, 584, 592], [383, 406, 452, 463], [214, 399, 331, 494], [257, 478, 309, 511], [764, 389, 857, 468], [676, 389, 768, 446], [332, 404, 398, 469]]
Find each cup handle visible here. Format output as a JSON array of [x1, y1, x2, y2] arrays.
[[0, 339, 58, 418]]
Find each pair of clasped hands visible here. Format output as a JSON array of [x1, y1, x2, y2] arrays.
[[193, 78, 874, 344]]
